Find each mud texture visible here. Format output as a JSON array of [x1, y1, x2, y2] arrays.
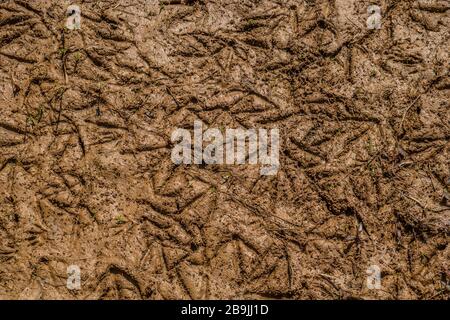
[[0, 0, 449, 300]]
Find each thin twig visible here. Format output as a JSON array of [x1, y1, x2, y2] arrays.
[[400, 95, 421, 130]]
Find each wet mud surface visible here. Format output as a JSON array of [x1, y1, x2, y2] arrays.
[[0, 0, 449, 299]]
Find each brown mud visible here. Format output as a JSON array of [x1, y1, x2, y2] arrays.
[[0, 0, 449, 299]]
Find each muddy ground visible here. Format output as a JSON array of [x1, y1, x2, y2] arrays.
[[0, 0, 449, 299]]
